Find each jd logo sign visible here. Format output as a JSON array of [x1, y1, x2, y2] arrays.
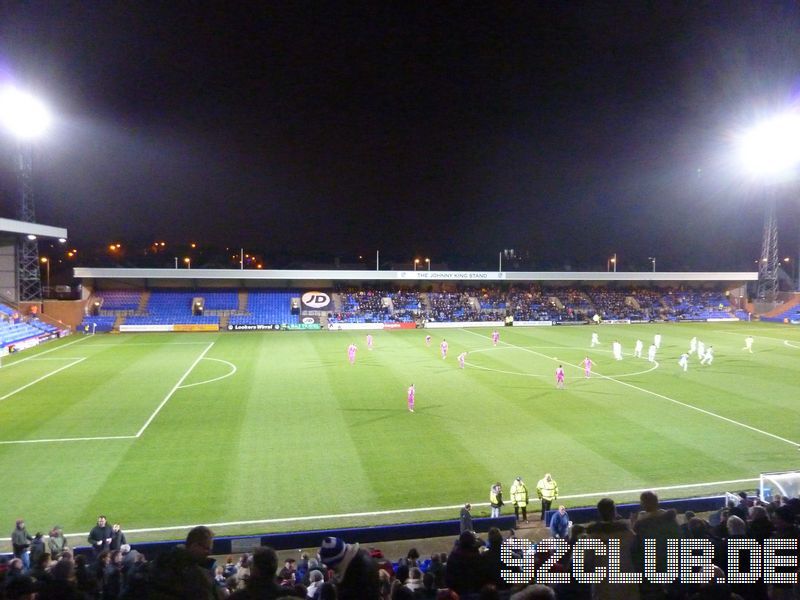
[[302, 291, 330, 309]]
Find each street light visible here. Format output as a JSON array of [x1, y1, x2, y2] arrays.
[[649, 256, 656, 272], [40, 256, 49, 291], [607, 254, 617, 272], [184, 257, 191, 269], [414, 258, 420, 271], [425, 258, 430, 271]]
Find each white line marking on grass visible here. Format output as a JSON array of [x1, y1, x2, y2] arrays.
[[0, 358, 87, 402], [0, 335, 92, 369], [178, 358, 237, 389], [0, 476, 756, 540], [85, 342, 213, 347], [0, 434, 136, 445], [461, 329, 800, 448], [135, 342, 215, 438], [466, 346, 659, 379], [784, 340, 800, 349]]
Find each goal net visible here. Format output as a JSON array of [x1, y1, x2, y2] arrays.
[[759, 470, 800, 502]]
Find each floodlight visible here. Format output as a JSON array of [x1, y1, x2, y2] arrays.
[[26, 234, 36, 240], [737, 112, 800, 179], [0, 86, 52, 140]]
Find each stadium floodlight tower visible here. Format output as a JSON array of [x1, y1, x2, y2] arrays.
[[0, 85, 52, 301], [737, 111, 800, 303]]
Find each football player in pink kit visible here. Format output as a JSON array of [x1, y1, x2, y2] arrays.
[[347, 343, 357, 365], [458, 352, 467, 369], [366, 334, 373, 350], [407, 384, 415, 412], [425, 334, 432, 347], [555, 365, 565, 389], [583, 356, 593, 378], [440, 339, 448, 359], [492, 330, 500, 346]]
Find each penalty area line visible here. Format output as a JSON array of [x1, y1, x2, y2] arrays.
[[0, 358, 87, 402], [0, 476, 757, 540], [0, 335, 92, 369], [460, 329, 799, 448]]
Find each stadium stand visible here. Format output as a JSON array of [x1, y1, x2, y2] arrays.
[[329, 289, 390, 323], [94, 290, 142, 312], [229, 290, 299, 326], [78, 315, 116, 333]]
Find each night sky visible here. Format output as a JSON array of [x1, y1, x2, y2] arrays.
[[1, 2, 800, 270]]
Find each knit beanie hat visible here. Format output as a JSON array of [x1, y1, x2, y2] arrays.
[[319, 537, 347, 567]]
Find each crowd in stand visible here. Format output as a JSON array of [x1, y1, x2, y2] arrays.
[[3, 490, 798, 599], [326, 286, 739, 325]]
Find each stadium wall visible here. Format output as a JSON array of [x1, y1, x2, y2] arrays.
[[42, 299, 86, 330]]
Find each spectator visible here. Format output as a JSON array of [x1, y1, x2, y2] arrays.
[[307, 569, 325, 599], [509, 584, 556, 599], [427, 554, 445, 589], [418, 573, 437, 599], [29, 532, 46, 566], [29, 551, 53, 583], [229, 545, 301, 599], [318, 536, 381, 600], [747, 505, 773, 542], [279, 557, 298, 583], [549, 505, 570, 539], [405, 548, 419, 568], [445, 531, 487, 595], [88, 516, 113, 558], [585, 498, 638, 600], [110, 523, 128, 551], [404, 567, 423, 592], [48, 525, 69, 558], [145, 525, 220, 599], [11, 520, 33, 569], [479, 527, 509, 590], [632, 491, 681, 599], [459, 503, 473, 534], [3, 574, 37, 600]]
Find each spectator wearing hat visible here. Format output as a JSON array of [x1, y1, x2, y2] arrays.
[[510, 477, 529, 523], [318, 536, 380, 600]]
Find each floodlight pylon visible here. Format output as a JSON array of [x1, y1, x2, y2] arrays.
[[16, 142, 42, 301], [757, 199, 779, 303]]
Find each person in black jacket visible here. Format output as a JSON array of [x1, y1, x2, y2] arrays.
[[88, 516, 113, 558], [110, 523, 128, 551]]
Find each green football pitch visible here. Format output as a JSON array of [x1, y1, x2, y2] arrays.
[[1, 322, 798, 544]]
